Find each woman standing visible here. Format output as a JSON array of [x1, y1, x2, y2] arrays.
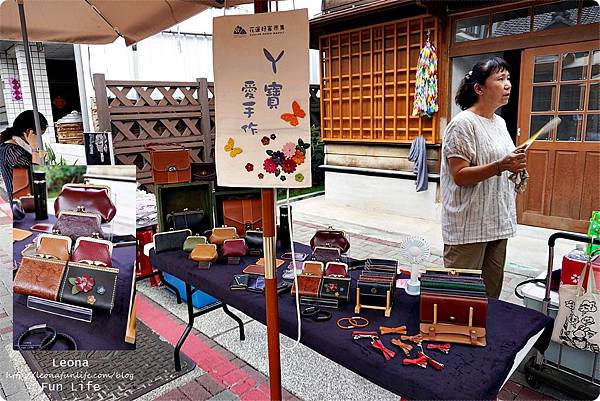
[[0, 110, 48, 202], [441, 57, 527, 298]]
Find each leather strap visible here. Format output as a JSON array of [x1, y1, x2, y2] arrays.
[[371, 339, 395, 361], [17, 324, 56, 350], [379, 325, 407, 335]]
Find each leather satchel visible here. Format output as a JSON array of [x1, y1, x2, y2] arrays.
[[209, 226, 239, 245], [53, 211, 104, 242], [166, 209, 209, 235], [222, 198, 262, 236], [147, 144, 191, 185], [12, 167, 31, 199], [13, 256, 67, 300], [71, 237, 113, 267], [244, 230, 263, 256], [154, 229, 191, 253], [190, 244, 218, 263], [58, 262, 119, 312], [310, 247, 341, 264], [183, 235, 207, 252], [291, 275, 323, 297], [222, 239, 249, 257], [310, 227, 350, 253], [35, 234, 72, 261], [54, 185, 117, 223]]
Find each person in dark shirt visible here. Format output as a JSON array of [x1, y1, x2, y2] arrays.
[[0, 110, 48, 202]]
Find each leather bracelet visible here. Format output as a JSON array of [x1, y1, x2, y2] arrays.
[[17, 324, 56, 350], [53, 333, 78, 350], [301, 307, 331, 322], [336, 316, 369, 330], [495, 161, 502, 176]]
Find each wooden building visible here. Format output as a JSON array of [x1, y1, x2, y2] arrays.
[[310, 0, 599, 233]]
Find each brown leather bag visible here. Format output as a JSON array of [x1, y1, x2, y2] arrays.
[[35, 235, 72, 261], [208, 226, 239, 245], [190, 244, 218, 262], [13, 257, 67, 300], [222, 198, 262, 236], [147, 144, 191, 185], [12, 167, 31, 199]]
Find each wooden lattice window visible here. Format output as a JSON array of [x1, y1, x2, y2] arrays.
[[320, 15, 439, 143]]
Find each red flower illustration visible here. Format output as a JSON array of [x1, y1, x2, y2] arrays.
[[263, 158, 278, 173], [75, 274, 95, 293], [281, 158, 297, 174], [258, 173, 264, 179], [261, 136, 270, 145], [245, 163, 254, 172]]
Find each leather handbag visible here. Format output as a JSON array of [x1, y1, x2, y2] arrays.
[[12, 167, 31, 199], [244, 230, 263, 256], [190, 244, 218, 262], [53, 211, 104, 242], [183, 235, 207, 252], [166, 208, 209, 235], [71, 237, 113, 267], [54, 185, 117, 223], [325, 261, 348, 277], [58, 262, 119, 312], [19, 195, 35, 213], [222, 239, 249, 257], [222, 198, 262, 236], [35, 234, 72, 261], [154, 229, 191, 253], [291, 275, 323, 297], [310, 227, 350, 253], [13, 256, 67, 300], [146, 144, 191, 185], [302, 261, 324, 276], [310, 247, 341, 264], [209, 226, 239, 245]]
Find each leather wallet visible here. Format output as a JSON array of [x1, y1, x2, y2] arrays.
[[13, 228, 32, 242], [291, 275, 322, 297], [13, 256, 67, 300], [190, 244, 218, 262], [310, 247, 341, 264], [35, 234, 72, 261], [59, 262, 119, 312], [255, 258, 285, 268], [183, 235, 207, 252], [147, 145, 191, 185], [302, 261, 324, 276], [310, 227, 350, 253], [53, 211, 104, 242], [319, 276, 351, 302], [19, 195, 35, 213], [230, 274, 250, 290], [222, 239, 249, 257], [166, 209, 209, 235], [209, 226, 239, 245], [154, 229, 191, 253], [242, 264, 265, 276], [71, 237, 113, 267], [420, 292, 488, 328], [325, 261, 348, 277], [54, 185, 117, 223], [244, 230, 263, 256]]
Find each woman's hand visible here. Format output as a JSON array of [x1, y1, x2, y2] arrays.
[[499, 151, 527, 174]]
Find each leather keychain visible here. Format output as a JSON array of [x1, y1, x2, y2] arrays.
[[401, 334, 423, 344], [390, 338, 413, 356], [403, 355, 428, 368], [379, 325, 407, 335], [371, 338, 396, 361], [418, 351, 444, 371], [427, 343, 451, 354]]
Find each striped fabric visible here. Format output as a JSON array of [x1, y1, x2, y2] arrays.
[[0, 143, 32, 201], [441, 110, 517, 245]]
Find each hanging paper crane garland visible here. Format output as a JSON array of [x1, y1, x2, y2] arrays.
[[412, 35, 438, 118]]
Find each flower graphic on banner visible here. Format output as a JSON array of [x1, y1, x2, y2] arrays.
[[261, 138, 310, 182]]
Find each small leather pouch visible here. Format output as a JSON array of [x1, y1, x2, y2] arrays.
[[319, 276, 351, 302], [154, 229, 192, 253], [190, 244, 218, 262], [222, 239, 249, 257], [325, 261, 348, 278], [13, 256, 67, 301], [166, 209, 209, 235], [71, 237, 113, 267], [19, 195, 35, 213], [244, 230, 263, 256], [302, 261, 324, 276], [54, 185, 116, 223], [291, 275, 322, 297], [35, 234, 72, 261], [58, 262, 119, 313], [146, 144, 191, 185], [310, 227, 350, 253], [310, 247, 341, 264], [209, 226, 239, 245], [183, 235, 207, 253], [53, 210, 104, 242]]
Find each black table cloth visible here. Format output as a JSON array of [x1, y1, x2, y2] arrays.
[[150, 243, 553, 400], [13, 213, 136, 350]]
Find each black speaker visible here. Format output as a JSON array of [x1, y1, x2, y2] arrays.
[[32, 171, 48, 221], [278, 205, 292, 251]]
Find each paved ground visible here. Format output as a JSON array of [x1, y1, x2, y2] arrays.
[[0, 194, 592, 400]]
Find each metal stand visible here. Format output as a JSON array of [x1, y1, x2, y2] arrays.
[[136, 270, 182, 304]]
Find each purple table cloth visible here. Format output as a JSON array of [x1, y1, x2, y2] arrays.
[[13, 214, 135, 350], [150, 244, 553, 400]]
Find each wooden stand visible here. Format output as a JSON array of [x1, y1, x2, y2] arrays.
[[227, 256, 240, 265], [354, 287, 392, 317]]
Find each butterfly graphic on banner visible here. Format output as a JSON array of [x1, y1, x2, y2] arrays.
[[280, 101, 306, 127], [224, 137, 243, 157]]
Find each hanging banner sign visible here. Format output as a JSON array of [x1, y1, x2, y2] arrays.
[[213, 9, 311, 188]]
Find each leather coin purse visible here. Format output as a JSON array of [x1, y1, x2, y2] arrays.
[[325, 261, 349, 278], [310, 247, 341, 264], [19, 195, 35, 213], [54, 184, 117, 223], [71, 237, 113, 267], [183, 235, 207, 253], [222, 239, 249, 258], [35, 234, 72, 261], [190, 244, 218, 263], [166, 208, 209, 235], [154, 229, 191, 253], [53, 210, 104, 242], [310, 227, 350, 254], [302, 261, 324, 276], [209, 226, 239, 245], [59, 262, 119, 313], [244, 230, 263, 256], [13, 256, 68, 301]]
